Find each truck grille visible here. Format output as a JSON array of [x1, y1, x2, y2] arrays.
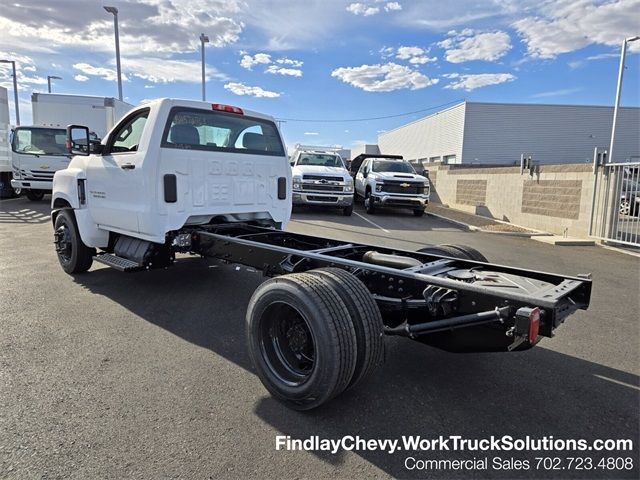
[[21, 169, 55, 181], [301, 184, 343, 192], [303, 175, 343, 182], [381, 181, 424, 195]]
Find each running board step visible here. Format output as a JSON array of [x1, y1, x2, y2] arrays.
[[94, 253, 144, 272]]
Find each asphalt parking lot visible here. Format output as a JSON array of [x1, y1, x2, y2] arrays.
[[1, 197, 638, 479]]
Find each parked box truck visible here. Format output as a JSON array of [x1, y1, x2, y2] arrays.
[[11, 93, 133, 201]]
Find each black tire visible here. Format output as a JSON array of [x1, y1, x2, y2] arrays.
[[246, 273, 357, 410], [26, 190, 45, 201], [364, 189, 376, 214], [53, 209, 94, 274], [440, 244, 488, 262], [309, 268, 384, 389], [413, 208, 425, 217], [342, 204, 353, 216], [417, 244, 488, 262]]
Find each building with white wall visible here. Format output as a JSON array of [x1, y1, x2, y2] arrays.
[[378, 101, 640, 165]]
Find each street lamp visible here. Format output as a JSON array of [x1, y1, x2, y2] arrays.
[[0, 59, 19, 125], [608, 35, 640, 163], [47, 75, 62, 93], [200, 33, 209, 101], [104, 6, 123, 101]]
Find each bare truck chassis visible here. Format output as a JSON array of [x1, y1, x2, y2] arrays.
[[58, 218, 592, 410]]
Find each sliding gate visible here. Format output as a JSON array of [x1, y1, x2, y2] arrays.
[[589, 148, 640, 247]]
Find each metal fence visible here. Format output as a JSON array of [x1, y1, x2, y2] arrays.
[[589, 148, 640, 247]]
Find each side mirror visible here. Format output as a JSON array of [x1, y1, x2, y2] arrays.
[[290, 160, 295, 166], [66, 125, 90, 156], [362, 171, 368, 178], [422, 169, 429, 178]]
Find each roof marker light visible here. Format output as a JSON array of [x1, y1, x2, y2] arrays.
[[212, 103, 243, 115]]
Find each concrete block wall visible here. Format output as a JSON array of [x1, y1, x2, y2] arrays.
[[430, 163, 595, 237]]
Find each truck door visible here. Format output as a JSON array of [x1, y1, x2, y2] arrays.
[[355, 159, 369, 195], [85, 109, 149, 233]]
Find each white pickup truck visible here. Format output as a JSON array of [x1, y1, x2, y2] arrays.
[[289, 145, 354, 216], [51, 98, 592, 411]]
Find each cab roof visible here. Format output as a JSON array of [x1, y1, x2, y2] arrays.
[[141, 98, 276, 123]]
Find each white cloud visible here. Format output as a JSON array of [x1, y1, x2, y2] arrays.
[[123, 58, 228, 84], [240, 53, 272, 70], [224, 82, 280, 98], [444, 73, 515, 91], [396, 46, 437, 64], [331, 62, 438, 92], [513, 0, 640, 58], [439, 29, 512, 63], [304, 132, 319, 135], [72, 63, 127, 82], [277, 58, 304, 67], [531, 87, 582, 98], [346, 3, 380, 16], [73, 74, 89, 82], [384, 2, 402, 12], [265, 65, 303, 77]]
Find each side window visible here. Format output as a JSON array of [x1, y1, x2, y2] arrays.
[[109, 111, 149, 153]]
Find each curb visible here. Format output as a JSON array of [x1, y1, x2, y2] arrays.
[[427, 211, 540, 237]]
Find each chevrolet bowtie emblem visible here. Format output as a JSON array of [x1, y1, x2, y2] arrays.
[[39, 165, 50, 169], [400, 182, 411, 188]]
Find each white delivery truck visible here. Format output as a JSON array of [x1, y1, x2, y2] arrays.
[[10, 93, 133, 201], [0, 87, 12, 198]]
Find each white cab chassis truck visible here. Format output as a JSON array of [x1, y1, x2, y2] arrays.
[[51, 98, 592, 410], [11, 94, 133, 201], [289, 144, 354, 216]]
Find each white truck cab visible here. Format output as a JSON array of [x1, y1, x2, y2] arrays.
[[51, 98, 291, 273], [289, 145, 354, 216]]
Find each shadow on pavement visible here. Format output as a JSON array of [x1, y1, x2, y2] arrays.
[[0, 197, 51, 224], [74, 258, 639, 479]]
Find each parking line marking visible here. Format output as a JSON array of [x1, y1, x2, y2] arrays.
[[354, 212, 391, 233], [594, 374, 640, 391]]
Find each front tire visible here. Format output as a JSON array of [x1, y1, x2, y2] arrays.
[[26, 190, 45, 201], [342, 204, 353, 216], [413, 208, 425, 217], [246, 273, 357, 410], [364, 190, 376, 214], [53, 209, 94, 274]]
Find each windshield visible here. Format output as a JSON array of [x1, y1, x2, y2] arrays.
[[12, 127, 68, 156], [297, 153, 344, 168], [372, 160, 415, 174]]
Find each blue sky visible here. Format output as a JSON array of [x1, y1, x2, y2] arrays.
[[1, 0, 638, 151]]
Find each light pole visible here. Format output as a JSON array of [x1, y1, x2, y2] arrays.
[[104, 6, 123, 101], [47, 75, 62, 93], [609, 35, 639, 163], [0, 59, 19, 125], [200, 33, 209, 101]]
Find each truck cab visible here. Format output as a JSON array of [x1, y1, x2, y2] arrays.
[[11, 126, 71, 201], [52, 98, 291, 266], [352, 154, 430, 216], [289, 145, 354, 216]]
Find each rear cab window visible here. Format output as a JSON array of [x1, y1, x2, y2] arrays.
[[161, 107, 285, 156]]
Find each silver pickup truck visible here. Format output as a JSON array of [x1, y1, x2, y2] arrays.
[[290, 146, 354, 216]]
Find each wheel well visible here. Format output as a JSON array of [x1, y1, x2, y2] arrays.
[[365, 185, 371, 193], [53, 198, 72, 209], [51, 199, 72, 225]]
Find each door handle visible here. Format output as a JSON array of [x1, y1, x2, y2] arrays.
[[121, 163, 135, 170]]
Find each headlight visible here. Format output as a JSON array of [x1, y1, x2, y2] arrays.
[[292, 177, 302, 190], [424, 181, 430, 188], [375, 184, 383, 192], [344, 185, 353, 192]]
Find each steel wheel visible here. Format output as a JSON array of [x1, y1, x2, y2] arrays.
[[259, 302, 316, 386], [54, 222, 73, 264]]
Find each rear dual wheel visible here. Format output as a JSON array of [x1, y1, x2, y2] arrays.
[[246, 269, 383, 410]]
